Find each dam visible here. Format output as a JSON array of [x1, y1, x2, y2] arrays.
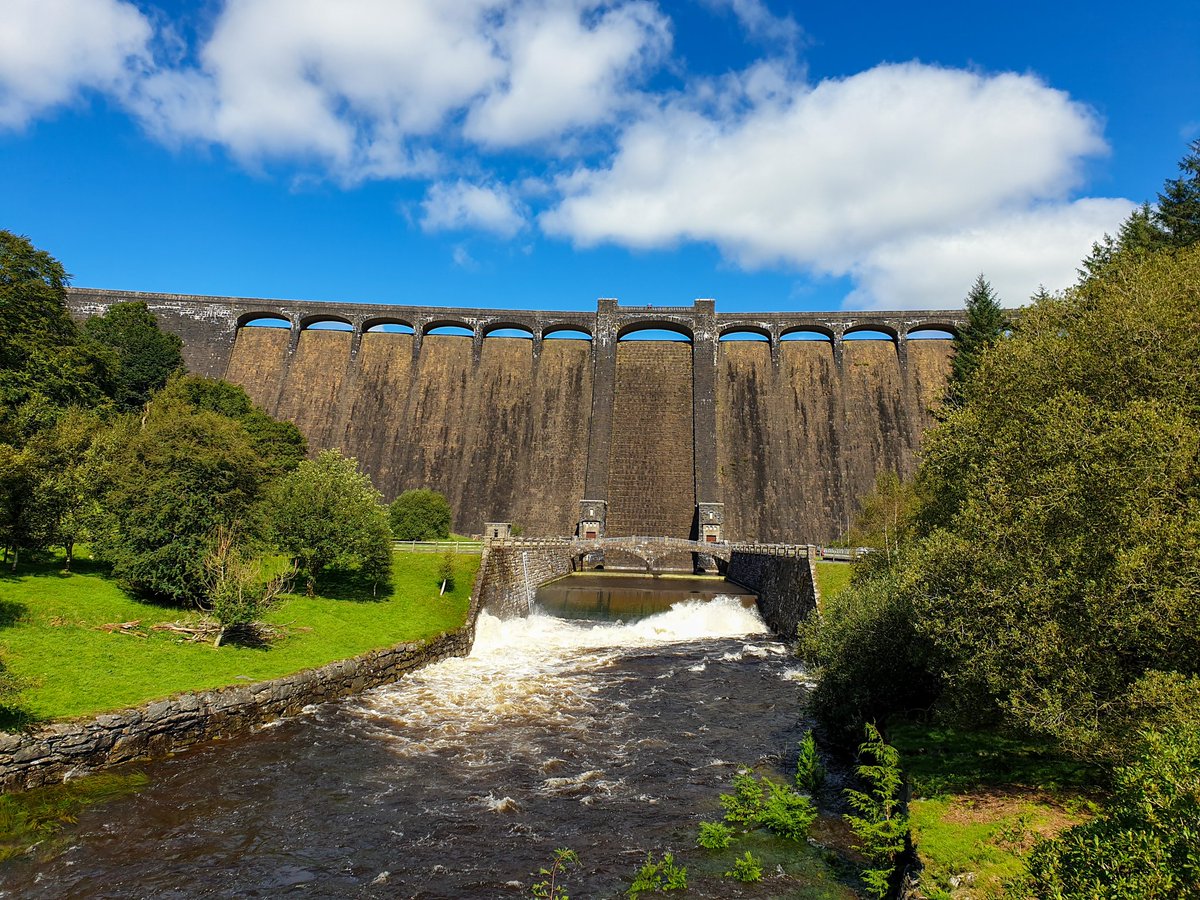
[[66, 289, 963, 544]]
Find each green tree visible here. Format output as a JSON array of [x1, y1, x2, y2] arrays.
[[945, 274, 1006, 407], [82, 301, 184, 412], [844, 470, 920, 562], [1154, 138, 1200, 247], [96, 402, 272, 604], [0, 232, 109, 440], [389, 489, 452, 540], [267, 449, 392, 593], [152, 375, 306, 475], [1014, 728, 1200, 899], [844, 723, 909, 899]]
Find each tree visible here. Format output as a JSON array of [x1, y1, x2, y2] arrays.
[[945, 274, 1006, 407], [97, 402, 272, 604], [0, 232, 109, 439], [389, 489, 452, 541], [82, 302, 184, 412], [1016, 728, 1200, 899], [844, 470, 920, 563], [267, 450, 392, 593], [1154, 138, 1200, 247]]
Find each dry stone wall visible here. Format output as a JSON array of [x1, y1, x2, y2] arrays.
[[726, 548, 819, 639]]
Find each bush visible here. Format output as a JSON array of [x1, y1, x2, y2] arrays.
[[1014, 728, 1200, 899], [267, 450, 392, 594], [725, 851, 762, 883], [696, 821, 734, 850], [719, 769, 816, 842], [389, 489, 452, 541], [795, 730, 826, 794], [627, 851, 686, 897]]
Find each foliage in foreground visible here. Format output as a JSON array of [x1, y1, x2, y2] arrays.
[[844, 723, 909, 900], [719, 769, 817, 842], [725, 850, 763, 883], [627, 851, 687, 897], [1012, 728, 1200, 900], [531, 847, 578, 900]]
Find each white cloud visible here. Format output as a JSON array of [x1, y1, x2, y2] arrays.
[[0, 0, 151, 128], [701, 0, 801, 49], [845, 198, 1136, 309], [542, 62, 1127, 307], [123, 0, 669, 177], [464, 0, 671, 147], [422, 180, 527, 237]]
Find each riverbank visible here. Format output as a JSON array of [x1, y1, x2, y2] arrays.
[[0, 548, 478, 727]]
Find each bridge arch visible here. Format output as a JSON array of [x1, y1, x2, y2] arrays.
[[542, 323, 593, 340], [236, 312, 292, 329], [617, 320, 694, 342], [362, 315, 415, 333], [423, 319, 474, 337], [780, 324, 836, 342], [299, 313, 353, 331], [906, 323, 958, 339], [718, 324, 771, 342], [482, 321, 536, 339], [843, 323, 898, 341]]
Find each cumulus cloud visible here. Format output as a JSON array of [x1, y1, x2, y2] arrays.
[[122, 0, 670, 177], [846, 198, 1136, 309], [421, 180, 527, 237], [542, 62, 1129, 307], [0, 0, 151, 128], [464, 0, 670, 147], [701, 0, 802, 49]]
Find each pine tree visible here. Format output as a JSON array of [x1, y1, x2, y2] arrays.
[[946, 274, 1006, 406], [1155, 138, 1200, 248]]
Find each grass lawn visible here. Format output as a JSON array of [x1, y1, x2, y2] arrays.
[[813, 561, 854, 604], [0, 549, 478, 726], [889, 721, 1100, 899]]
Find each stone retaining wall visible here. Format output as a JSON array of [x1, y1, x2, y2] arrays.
[[0, 629, 473, 794], [727, 549, 819, 639], [475, 546, 574, 618]]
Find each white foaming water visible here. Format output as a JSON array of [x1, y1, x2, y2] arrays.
[[352, 597, 771, 768]]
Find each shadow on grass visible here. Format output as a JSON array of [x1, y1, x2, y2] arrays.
[[889, 719, 1101, 797], [0, 555, 110, 581], [0, 600, 26, 628], [309, 572, 395, 603], [0, 706, 44, 734]]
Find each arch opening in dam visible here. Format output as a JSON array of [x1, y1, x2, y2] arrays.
[[66, 288, 964, 546]]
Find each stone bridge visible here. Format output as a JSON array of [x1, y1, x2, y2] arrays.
[[490, 535, 734, 572]]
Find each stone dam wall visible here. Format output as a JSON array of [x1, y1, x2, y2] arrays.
[[66, 290, 961, 544], [727, 547, 820, 640]]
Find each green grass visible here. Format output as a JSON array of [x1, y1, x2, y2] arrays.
[[890, 720, 1100, 899], [0, 549, 478, 725], [813, 561, 853, 604]]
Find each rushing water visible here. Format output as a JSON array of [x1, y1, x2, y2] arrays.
[[1, 598, 820, 899], [535, 573, 758, 620]]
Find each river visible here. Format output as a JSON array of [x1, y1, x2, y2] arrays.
[[1, 597, 831, 898]]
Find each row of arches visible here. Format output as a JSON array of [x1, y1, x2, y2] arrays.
[[238, 313, 957, 343]]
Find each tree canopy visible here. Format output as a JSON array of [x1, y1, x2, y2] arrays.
[[82, 301, 184, 412], [267, 450, 392, 592], [945, 274, 1006, 407], [389, 489, 452, 541]]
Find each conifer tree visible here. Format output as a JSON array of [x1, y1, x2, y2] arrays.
[[946, 274, 1006, 406], [1154, 138, 1200, 248]]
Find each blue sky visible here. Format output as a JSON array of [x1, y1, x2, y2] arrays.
[[1, 0, 1196, 314]]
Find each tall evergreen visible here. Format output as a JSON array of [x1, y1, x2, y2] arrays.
[[946, 274, 1006, 406], [1155, 138, 1200, 247]]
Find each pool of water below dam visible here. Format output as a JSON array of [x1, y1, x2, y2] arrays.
[[0, 591, 833, 898]]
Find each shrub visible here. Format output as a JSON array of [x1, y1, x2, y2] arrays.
[[389, 489, 451, 541], [795, 729, 826, 794], [719, 768, 816, 842], [696, 821, 734, 850], [844, 723, 909, 899], [1013, 728, 1200, 899], [531, 848, 578, 900], [627, 851, 686, 897], [725, 851, 762, 883]]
